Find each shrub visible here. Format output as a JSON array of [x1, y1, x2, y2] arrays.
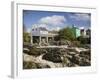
[[77, 36, 91, 44], [23, 32, 31, 43]]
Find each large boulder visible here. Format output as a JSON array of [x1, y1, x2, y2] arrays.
[[36, 63, 51, 68], [42, 53, 62, 63], [78, 57, 91, 66], [23, 48, 30, 53], [23, 61, 50, 69]]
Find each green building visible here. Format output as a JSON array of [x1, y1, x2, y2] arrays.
[[72, 26, 81, 38]]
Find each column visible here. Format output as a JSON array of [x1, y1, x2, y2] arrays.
[[39, 36, 41, 46], [46, 36, 48, 44]]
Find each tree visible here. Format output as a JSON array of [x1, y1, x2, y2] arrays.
[[23, 32, 31, 43], [23, 24, 31, 43], [58, 27, 76, 41]]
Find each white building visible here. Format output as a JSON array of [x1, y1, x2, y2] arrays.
[[31, 24, 58, 46], [80, 27, 91, 37]]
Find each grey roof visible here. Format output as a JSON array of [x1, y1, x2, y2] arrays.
[[39, 27, 48, 31]]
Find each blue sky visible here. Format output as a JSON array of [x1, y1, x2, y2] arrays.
[[23, 10, 91, 31]]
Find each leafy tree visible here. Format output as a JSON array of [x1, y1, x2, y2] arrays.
[[23, 24, 31, 43], [23, 32, 31, 43], [58, 27, 76, 41]]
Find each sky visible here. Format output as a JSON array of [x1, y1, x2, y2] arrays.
[[23, 10, 91, 32]]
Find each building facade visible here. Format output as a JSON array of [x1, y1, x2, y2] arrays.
[[72, 26, 81, 38], [31, 24, 58, 46]]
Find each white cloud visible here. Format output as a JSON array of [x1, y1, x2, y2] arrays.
[[56, 27, 61, 31], [39, 15, 66, 26], [70, 13, 90, 21], [47, 26, 61, 31]]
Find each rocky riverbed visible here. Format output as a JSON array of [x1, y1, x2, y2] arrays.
[[23, 46, 91, 69]]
